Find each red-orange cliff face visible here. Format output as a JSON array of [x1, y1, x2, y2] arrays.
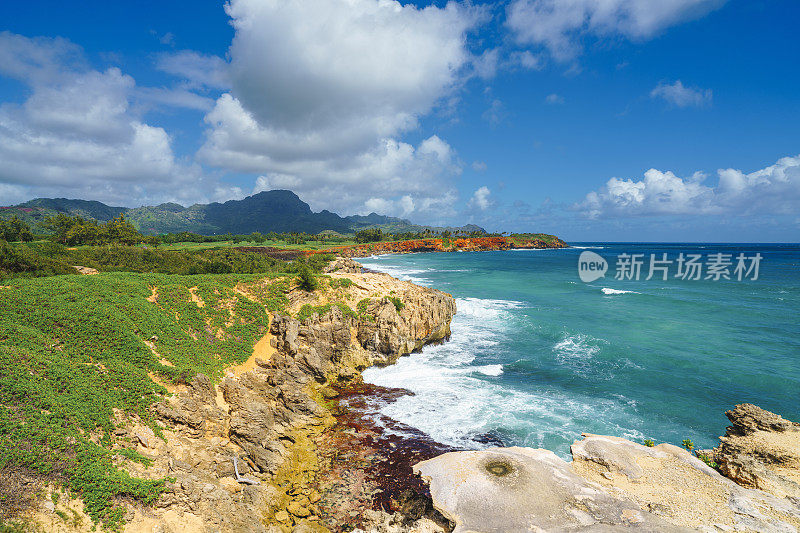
[[308, 235, 568, 258]]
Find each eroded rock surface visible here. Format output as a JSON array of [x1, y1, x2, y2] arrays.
[[323, 257, 363, 274], [572, 434, 800, 532], [415, 407, 800, 533], [414, 447, 686, 532], [714, 404, 800, 499], [27, 263, 457, 533]]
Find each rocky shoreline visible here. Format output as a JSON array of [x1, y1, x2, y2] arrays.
[[24, 257, 800, 533], [28, 257, 458, 533]]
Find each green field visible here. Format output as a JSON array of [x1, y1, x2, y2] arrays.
[[157, 238, 356, 252]]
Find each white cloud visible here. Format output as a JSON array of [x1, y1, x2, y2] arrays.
[[509, 50, 543, 70], [472, 48, 501, 79], [545, 93, 565, 104], [136, 86, 215, 111], [506, 0, 724, 61], [468, 186, 493, 211], [482, 99, 505, 126], [198, 0, 482, 218], [575, 154, 800, 218], [650, 80, 712, 108], [0, 31, 86, 84], [472, 161, 488, 172], [156, 50, 231, 90], [0, 33, 207, 207]]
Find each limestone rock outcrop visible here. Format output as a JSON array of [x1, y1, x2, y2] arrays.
[[714, 403, 800, 499], [323, 257, 363, 274], [414, 412, 800, 533], [115, 266, 457, 532], [414, 447, 687, 532], [572, 434, 800, 532]]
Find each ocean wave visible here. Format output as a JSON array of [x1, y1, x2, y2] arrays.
[[358, 263, 434, 285], [601, 288, 639, 295], [572, 246, 605, 249], [456, 297, 525, 322], [553, 334, 601, 361], [363, 344, 642, 455], [475, 364, 504, 376]]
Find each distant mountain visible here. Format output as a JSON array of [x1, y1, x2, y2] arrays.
[[0, 190, 486, 236]]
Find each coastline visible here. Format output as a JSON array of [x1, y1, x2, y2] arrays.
[[17, 255, 800, 533], [308, 235, 569, 259]]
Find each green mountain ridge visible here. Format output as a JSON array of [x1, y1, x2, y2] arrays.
[[1, 190, 486, 236]]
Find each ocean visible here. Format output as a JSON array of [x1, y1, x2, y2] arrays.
[[359, 243, 800, 457]]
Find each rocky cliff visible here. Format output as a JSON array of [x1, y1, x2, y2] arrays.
[[26, 260, 456, 533]]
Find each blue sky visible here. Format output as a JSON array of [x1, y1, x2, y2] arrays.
[[0, 0, 798, 241]]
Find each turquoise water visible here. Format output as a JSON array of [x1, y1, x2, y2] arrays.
[[360, 243, 800, 457]]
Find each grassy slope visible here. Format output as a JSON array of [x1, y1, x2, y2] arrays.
[[0, 272, 290, 530]]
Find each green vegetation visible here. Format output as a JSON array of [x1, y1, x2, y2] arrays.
[[295, 302, 357, 322], [386, 296, 405, 313], [296, 266, 318, 292], [328, 277, 354, 289], [0, 218, 33, 243], [696, 452, 720, 470], [0, 272, 294, 529], [0, 519, 27, 533], [45, 213, 152, 246], [643, 439, 655, 447], [507, 233, 566, 247], [0, 241, 77, 281], [0, 234, 337, 529], [2, 191, 487, 238], [356, 298, 371, 315], [681, 439, 695, 451], [1, 240, 332, 281], [355, 228, 384, 243]]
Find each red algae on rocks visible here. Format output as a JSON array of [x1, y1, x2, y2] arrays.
[[311, 382, 457, 532]]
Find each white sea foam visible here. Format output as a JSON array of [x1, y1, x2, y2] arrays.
[[601, 287, 639, 295], [358, 258, 646, 456], [358, 262, 434, 285], [572, 246, 605, 249], [553, 334, 600, 361], [362, 292, 642, 456], [476, 364, 504, 376]]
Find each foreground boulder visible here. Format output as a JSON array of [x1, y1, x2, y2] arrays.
[[415, 407, 800, 532], [414, 447, 686, 532]]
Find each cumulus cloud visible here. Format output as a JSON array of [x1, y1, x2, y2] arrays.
[[0, 32, 206, 207], [198, 0, 482, 218], [468, 186, 493, 211], [545, 93, 565, 104], [650, 80, 712, 108], [575, 154, 800, 218], [506, 0, 725, 60]]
